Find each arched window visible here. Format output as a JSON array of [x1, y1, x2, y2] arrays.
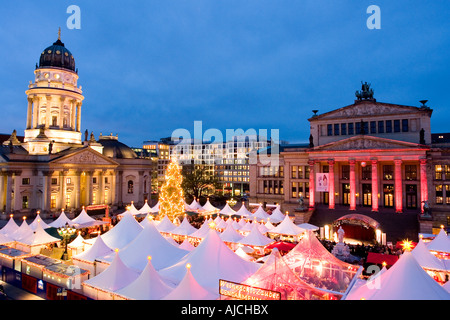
[[127, 180, 134, 194]]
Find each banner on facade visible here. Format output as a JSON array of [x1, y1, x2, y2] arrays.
[[316, 173, 329, 192]]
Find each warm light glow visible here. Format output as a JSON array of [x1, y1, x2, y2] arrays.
[[186, 263, 191, 270], [147, 256, 152, 261], [209, 221, 216, 229], [401, 239, 414, 252], [23, 216, 26, 220], [382, 261, 387, 268], [115, 248, 119, 253]]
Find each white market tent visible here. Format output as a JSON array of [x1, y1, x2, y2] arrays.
[[426, 229, 450, 254], [98, 222, 190, 272], [200, 198, 220, 214], [345, 251, 450, 300], [29, 213, 51, 230], [82, 250, 140, 300], [48, 210, 73, 228], [73, 235, 114, 276], [71, 208, 106, 228], [258, 222, 270, 234], [0, 233, 13, 245], [118, 202, 141, 217], [189, 199, 203, 211], [237, 223, 275, 248], [0, 216, 19, 236], [269, 205, 286, 224], [296, 223, 319, 231], [100, 211, 143, 250], [162, 265, 218, 300], [151, 201, 160, 213], [159, 228, 261, 293], [67, 232, 86, 255], [15, 221, 61, 254], [269, 214, 306, 237], [184, 200, 194, 212], [189, 220, 211, 240], [219, 202, 236, 216], [235, 202, 252, 218], [10, 219, 34, 241], [412, 239, 449, 272], [138, 200, 153, 215], [444, 280, 450, 293], [115, 256, 173, 300], [155, 215, 177, 233], [219, 223, 244, 244], [251, 205, 271, 222], [179, 239, 195, 251], [170, 216, 197, 237]]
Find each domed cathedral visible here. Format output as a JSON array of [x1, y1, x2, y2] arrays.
[[0, 30, 153, 217]]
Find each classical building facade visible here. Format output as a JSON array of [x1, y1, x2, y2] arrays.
[[0, 32, 153, 216], [250, 84, 450, 233]]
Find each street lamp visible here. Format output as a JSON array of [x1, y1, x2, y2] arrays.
[[57, 223, 76, 260]]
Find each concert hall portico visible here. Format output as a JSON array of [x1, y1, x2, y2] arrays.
[[306, 135, 429, 213]]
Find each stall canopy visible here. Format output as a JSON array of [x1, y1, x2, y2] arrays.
[[11, 219, 34, 241], [426, 229, 450, 254], [100, 211, 143, 250], [266, 241, 296, 252], [17, 221, 61, 248], [235, 202, 252, 218], [412, 239, 449, 271], [283, 231, 361, 296], [251, 205, 271, 222], [297, 223, 319, 231], [0, 233, 13, 245], [268, 206, 286, 224], [269, 214, 305, 237], [29, 213, 51, 230], [67, 233, 85, 250], [138, 200, 153, 215], [219, 224, 244, 244], [0, 216, 19, 236], [170, 216, 197, 237], [189, 220, 211, 240], [73, 235, 114, 264], [72, 208, 107, 228], [237, 223, 274, 248], [162, 265, 218, 300], [115, 256, 173, 300], [243, 248, 336, 300], [219, 202, 237, 216], [159, 228, 261, 293], [151, 201, 160, 213], [200, 199, 220, 214], [49, 210, 73, 228], [345, 251, 450, 300], [189, 199, 203, 211], [155, 215, 177, 233]]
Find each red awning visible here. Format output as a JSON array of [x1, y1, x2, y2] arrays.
[[366, 252, 399, 266], [266, 241, 296, 252]]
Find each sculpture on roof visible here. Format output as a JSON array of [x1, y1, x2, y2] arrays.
[[355, 81, 375, 101]]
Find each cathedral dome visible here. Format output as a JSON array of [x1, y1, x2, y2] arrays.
[[98, 135, 138, 159], [38, 33, 76, 72]]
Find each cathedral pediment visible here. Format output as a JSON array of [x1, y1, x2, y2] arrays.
[[309, 101, 431, 121], [50, 147, 119, 166], [312, 135, 428, 152]]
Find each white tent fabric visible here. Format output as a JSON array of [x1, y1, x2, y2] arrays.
[[159, 228, 260, 293], [82, 250, 140, 299], [0, 233, 13, 245], [151, 201, 160, 213], [162, 266, 218, 300], [251, 205, 271, 222], [200, 199, 219, 213], [16, 221, 60, 248], [100, 212, 143, 250], [29, 214, 51, 230], [345, 251, 450, 300], [269, 214, 305, 237], [264, 220, 275, 230], [239, 220, 255, 233], [118, 202, 141, 217], [138, 200, 153, 215], [412, 239, 449, 271], [49, 210, 73, 228], [73, 235, 114, 263], [215, 218, 228, 230], [219, 203, 236, 216], [238, 223, 275, 247], [189, 221, 211, 239], [71, 208, 104, 228], [99, 222, 190, 272], [235, 203, 252, 217], [68, 233, 85, 250], [269, 205, 286, 223], [220, 224, 244, 244], [179, 239, 195, 251], [238, 217, 248, 228], [258, 222, 270, 234], [426, 229, 450, 254], [444, 280, 450, 293], [10, 219, 34, 241], [296, 223, 320, 231], [235, 247, 254, 261], [155, 215, 177, 233], [184, 200, 194, 212], [170, 217, 197, 237], [115, 257, 173, 300], [189, 199, 202, 211], [0, 216, 19, 236], [139, 215, 154, 228]]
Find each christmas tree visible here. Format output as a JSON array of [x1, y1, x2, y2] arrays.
[[158, 159, 185, 221]]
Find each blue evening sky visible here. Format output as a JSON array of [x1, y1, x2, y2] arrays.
[[1, 1, 449, 147]]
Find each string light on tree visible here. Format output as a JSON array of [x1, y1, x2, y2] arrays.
[[158, 158, 186, 222]]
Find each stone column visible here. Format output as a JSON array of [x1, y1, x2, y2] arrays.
[[110, 171, 116, 206], [13, 171, 23, 211], [5, 172, 13, 213], [42, 171, 54, 212], [74, 171, 81, 209], [371, 159, 379, 212], [45, 95, 52, 128], [394, 159, 403, 213], [0, 173, 5, 211], [59, 97, 66, 128], [420, 159, 428, 213], [32, 96, 40, 128], [308, 160, 315, 208], [86, 171, 94, 205], [26, 98, 33, 129], [349, 160, 356, 210], [138, 170, 145, 206], [76, 102, 82, 132], [328, 160, 335, 209], [59, 170, 67, 209]]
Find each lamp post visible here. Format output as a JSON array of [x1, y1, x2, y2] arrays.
[[57, 223, 76, 260]]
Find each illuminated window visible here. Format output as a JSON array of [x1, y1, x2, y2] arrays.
[[65, 194, 71, 207], [128, 180, 134, 194], [435, 165, 443, 180], [292, 182, 297, 198], [104, 190, 109, 204], [436, 185, 443, 204], [22, 196, 29, 209], [405, 165, 417, 181], [50, 195, 57, 209]]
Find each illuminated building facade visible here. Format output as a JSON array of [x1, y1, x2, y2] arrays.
[[0, 32, 153, 216]]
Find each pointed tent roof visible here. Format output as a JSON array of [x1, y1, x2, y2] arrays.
[[11, 218, 34, 241], [101, 211, 143, 250], [412, 239, 448, 271], [0, 216, 19, 236], [190, 220, 212, 239], [179, 239, 195, 251], [103, 222, 189, 272], [68, 232, 85, 249], [297, 222, 319, 231], [345, 251, 450, 300], [220, 224, 244, 244], [48, 210, 73, 228], [0, 233, 13, 245], [239, 220, 255, 233], [238, 223, 275, 247], [426, 229, 450, 254], [269, 214, 305, 237], [118, 202, 141, 217], [73, 235, 114, 263], [258, 222, 270, 234], [170, 216, 197, 236], [71, 208, 99, 227], [17, 221, 60, 247], [155, 215, 177, 233], [151, 201, 160, 213], [159, 228, 260, 293], [243, 248, 331, 300], [138, 200, 152, 215], [252, 204, 271, 222], [184, 200, 193, 212], [219, 202, 236, 216], [264, 220, 275, 230], [115, 256, 173, 300], [83, 250, 140, 293], [444, 280, 450, 293], [162, 265, 218, 300], [269, 205, 286, 224], [189, 199, 202, 211], [29, 213, 51, 230], [235, 202, 252, 217], [201, 198, 219, 213]]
